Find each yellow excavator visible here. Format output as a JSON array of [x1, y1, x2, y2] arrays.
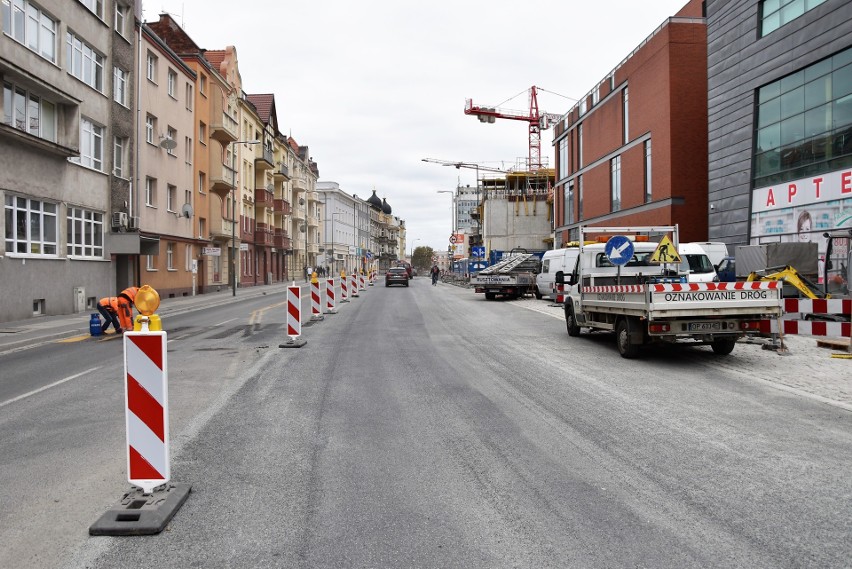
[[746, 265, 828, 299]]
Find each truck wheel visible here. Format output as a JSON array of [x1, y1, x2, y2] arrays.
[[616, 318, 640, 359], [485, 292, 496, 300], [565, 304, 581, 337], [534, 287, 543, 300], [711, 337, 737, 355]]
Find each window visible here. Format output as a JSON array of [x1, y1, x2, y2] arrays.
[[66, 32, 104, 91], [199, 73, 207, 95], [185, 189, 192, 209], [80, 0, 103, 19], [113, 66, 128, 106], [611, 156, 622, 212], [761, 0, 826, 36], [592, 84, 600, 106], [2, 0, 57, 63], [167, 184, 176, 212], [566, 179, 575, 225], [578, 175, 584, 221], [79, 117, 104, 171], [146, 254, 155, 270], [167, 242, 174, 270], [113, 136, 127, 177], [167, 69, 177, 98], [114, 3, 127, 36], [145, 114, 155, 144], [644, 140, 652, 203], [3, 81, 56, 142], [185, 244, 192, 271], [185, 83, 193, 110], [66, 207, 103, 258], [754, 46, 852, 187], [185, 136, 192, 164], [558, 137, 567, 178], [623, 87, 629, 144], [198, 171, 206, 194], [578, 124, 583, 168], [199, 122, 207, 144], [166, 126, 177, 156], [145, 177, 156, 207], [146, 51, 157, 82], [4, 195, 57, 255]]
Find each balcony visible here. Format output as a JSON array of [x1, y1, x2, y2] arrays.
[[307, 243, 319, 255], [307, 215, 319, 228], [210, 218, 237, 240], [273, 198, 291, 215], [210, 164, 237, 199], [273, 163, 290, 180], [274, 230, 291, 250], [255, 223, 273, 246], [255, 146, 274, 170], [255, 187, 273, 208], [292, 177, 307, 192], [210, 94, 238, 143]]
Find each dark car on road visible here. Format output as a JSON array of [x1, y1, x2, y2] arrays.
[[385, 267, 410, 287]]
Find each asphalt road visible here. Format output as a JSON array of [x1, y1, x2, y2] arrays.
[[0, 278, 850, 568]]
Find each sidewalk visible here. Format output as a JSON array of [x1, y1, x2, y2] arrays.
[[0, 282, 299, 355]]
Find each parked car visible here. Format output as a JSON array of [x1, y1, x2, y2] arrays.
[[716, 256, 736, 282], [385, 267, 410, 287]]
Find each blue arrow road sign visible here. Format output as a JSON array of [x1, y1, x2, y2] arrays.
[[605, 236, 634, 266]]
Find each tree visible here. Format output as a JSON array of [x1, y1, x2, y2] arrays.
[[412, 246, 434, 271]]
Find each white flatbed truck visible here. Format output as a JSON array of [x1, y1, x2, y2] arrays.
[[556, 226, 783, 358]]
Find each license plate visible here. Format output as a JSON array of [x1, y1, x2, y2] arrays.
[[688, 322, 721, 331]]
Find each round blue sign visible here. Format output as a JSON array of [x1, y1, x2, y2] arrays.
[[605, 236, 634, 266]]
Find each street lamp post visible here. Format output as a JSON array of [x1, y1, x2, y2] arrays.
[[410, 238, 420, 265], [228, 139, 260, 296]]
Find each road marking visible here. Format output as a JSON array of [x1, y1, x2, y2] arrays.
[[58, 335, 90, 343], [0, 366, 101, 408]]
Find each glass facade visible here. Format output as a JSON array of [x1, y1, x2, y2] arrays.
[[754, 47, 852, 188], [761, 0, 826, 36]]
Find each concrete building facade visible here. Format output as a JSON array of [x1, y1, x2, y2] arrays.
[[1, 0, 139, 321]]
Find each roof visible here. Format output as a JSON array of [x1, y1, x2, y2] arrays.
[[246, 94, 275, 123]]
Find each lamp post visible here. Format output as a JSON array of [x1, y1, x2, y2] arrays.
[[228, 139, 260, 296], [410, 238, 420, 265], [437, 190, 455, 264]]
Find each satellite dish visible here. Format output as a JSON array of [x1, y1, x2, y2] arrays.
[[159, 137, 177, 150], [181, 203, 194, 218]]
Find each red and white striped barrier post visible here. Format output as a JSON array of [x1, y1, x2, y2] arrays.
[[359, 272, 366, 291], [124, 328, 169, 494], [280, 283, 307, 348], [340, 272, 349, 303], [325, 277, 337, 314], [351, 273, 360, 297], [310, 275, 324, 321], [551, 283, 565, 305], [90, 285, 191, 536], [368, 268, 375, 286]]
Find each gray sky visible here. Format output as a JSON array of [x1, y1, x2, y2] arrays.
[[146, 0, 693, 253]]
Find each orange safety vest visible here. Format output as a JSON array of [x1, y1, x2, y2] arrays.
[[119, 286, 139, 304], [98, 297, 120, 312]]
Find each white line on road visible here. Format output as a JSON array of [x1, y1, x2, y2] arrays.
[[0, 367, 101, 408]]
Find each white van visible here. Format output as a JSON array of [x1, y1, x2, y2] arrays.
[[536, 246, 581, 300], [678, 243, 719, 282], [689, 241, 729, 268]]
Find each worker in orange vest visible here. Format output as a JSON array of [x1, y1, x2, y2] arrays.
[[97, 297, 123, 333], [116, 286, 139, 331]]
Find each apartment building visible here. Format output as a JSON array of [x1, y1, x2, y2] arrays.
[[552, 0, 707, 246], [146, 13, 241, 294], [706, 0, 852, 273], [1, 0, 139, 321], [136, 23, 197, 298]]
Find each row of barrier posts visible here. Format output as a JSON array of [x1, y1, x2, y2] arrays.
[[92, 268, 378, 535]]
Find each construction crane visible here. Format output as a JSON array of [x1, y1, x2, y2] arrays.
[[464, 85, 563, 172], [420, 158, 511, 174]]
